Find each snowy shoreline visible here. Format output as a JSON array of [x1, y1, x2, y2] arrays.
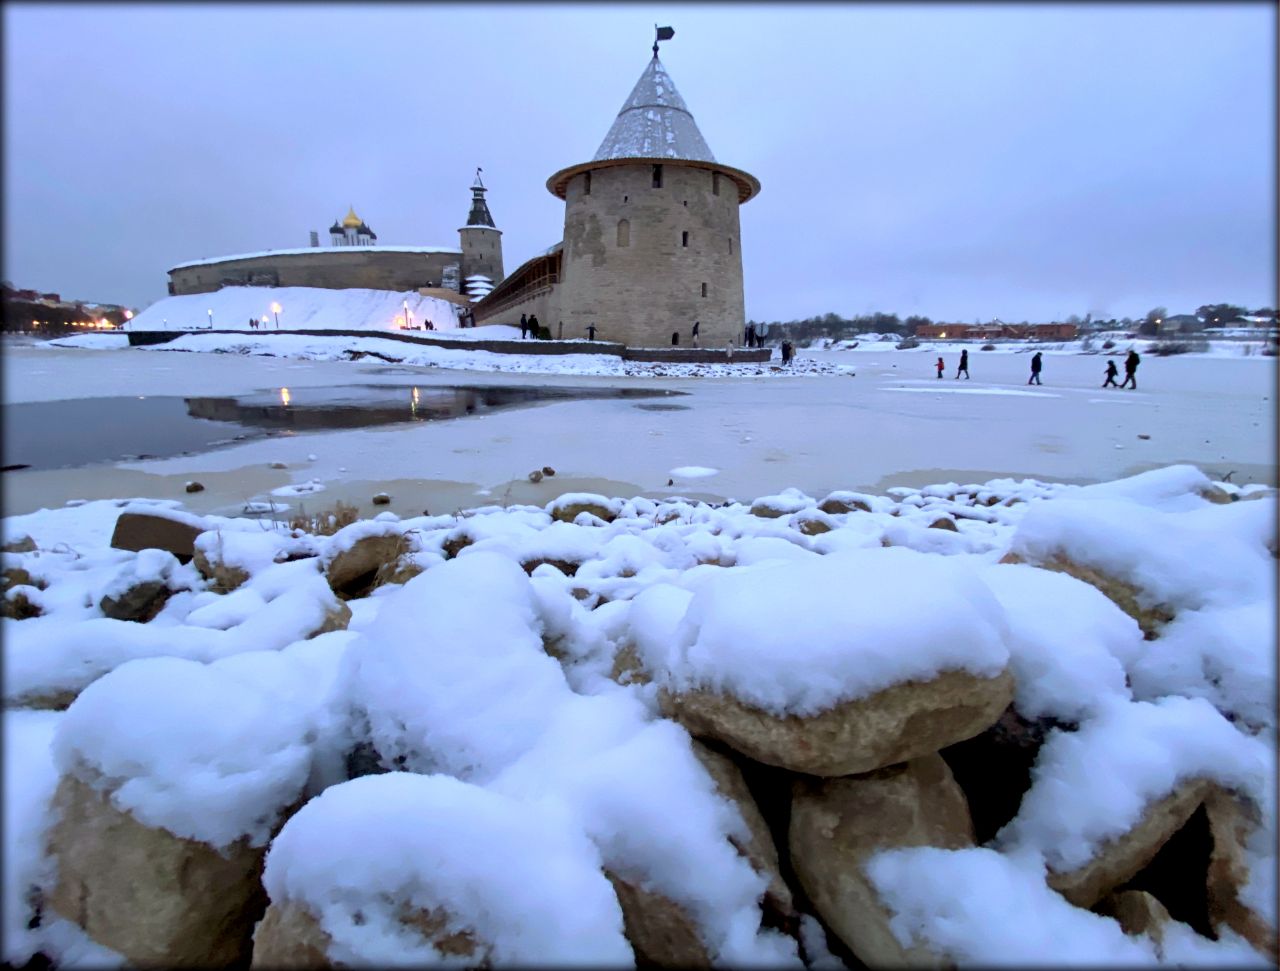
[[3, 464, 1275, 967]]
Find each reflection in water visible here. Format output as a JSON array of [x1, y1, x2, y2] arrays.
[[0, 384, 684, 472], [183, 384, 677, 432]]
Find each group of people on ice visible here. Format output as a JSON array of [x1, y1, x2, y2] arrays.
[[1103, 350, 1142, 389], [933, 348, 1142, 389]]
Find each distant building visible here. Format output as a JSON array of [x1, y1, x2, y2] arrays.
[[915, 322, 1078, 341], [329, 206, 377, 247], [1159, 314, 1203, 333], [167, 180, 505, 298]]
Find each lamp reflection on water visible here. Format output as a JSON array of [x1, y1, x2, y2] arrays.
[[280, 387, 291, 407], [410, 386, 419, 416]]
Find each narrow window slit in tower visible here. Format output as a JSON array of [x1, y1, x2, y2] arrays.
[[652, 165, 663, 188], [713, 172, 721, 196], [682, 231, 689, 248], [584, 171, 592, 195], [701, 283, 708, 297]]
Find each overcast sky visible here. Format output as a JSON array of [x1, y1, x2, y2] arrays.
[[4, 3, 1275, 322]]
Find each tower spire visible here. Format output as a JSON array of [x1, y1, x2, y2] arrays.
[[465, 169, 496, 228]]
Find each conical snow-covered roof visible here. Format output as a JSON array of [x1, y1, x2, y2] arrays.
[[546, 53, 759, 203], [592, 56, 716, 163]]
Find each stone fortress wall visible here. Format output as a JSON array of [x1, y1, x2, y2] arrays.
[[168, 249, 463, 297], [556, 164, 745, 348]]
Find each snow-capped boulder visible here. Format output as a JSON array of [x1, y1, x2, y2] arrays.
[[789, 754, 974, 967], [1205, 787, 1278, 962], [45, 641, 349, 963], [1097, 890, 1172, 944], [46, 774, 270, 966], [817, 492, 875, 515], [322, 522, 404, 596], [999, 549, 1174, 638], [663, 669, 1014, 777], [1003, 495, 1275, 637], [1046, 779, 1211, 908], [749, 488, 813, 519], [644, 548, 1014, 775], [110, 509, 205, 564], [256, 774, 632, 966], [548, 493, 621, 524], [606, 871, 709, 967], [97, 549, 182, 623], [995, 697, 1271, 909], [690, 742, 793, 921]]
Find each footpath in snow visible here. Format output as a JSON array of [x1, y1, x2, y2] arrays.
[[2, 464, 1275, 967]]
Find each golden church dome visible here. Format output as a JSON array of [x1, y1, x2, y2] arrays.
[[341, 206, 362, 228]]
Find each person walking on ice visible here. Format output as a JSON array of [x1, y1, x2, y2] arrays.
[[935, 356, 945, 379], [1121, 349, 1140, 389], [1028, 351, 1043, 385], [1103, 359, 1119, 388], [956, 348, 969, 379], [519, 313, 528, 339]]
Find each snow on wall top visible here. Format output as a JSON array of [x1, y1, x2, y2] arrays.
[[169, 246, 462, 272], [592, 57, 716, 164]]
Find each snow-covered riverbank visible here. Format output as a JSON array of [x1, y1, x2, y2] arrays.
[[2, 464, 1275, 966]]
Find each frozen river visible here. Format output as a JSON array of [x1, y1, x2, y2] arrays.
[[2, 342, 1274, 519]]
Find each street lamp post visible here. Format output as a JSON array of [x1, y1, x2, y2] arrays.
[[208, 308, 214, 330], [403, 299, 412, 330], [271, 302, 282, 329]]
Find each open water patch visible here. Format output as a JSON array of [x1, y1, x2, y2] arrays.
[[2, 384, 683, 471]]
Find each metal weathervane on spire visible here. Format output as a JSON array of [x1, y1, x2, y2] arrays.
[[474, 166, 484, 188], [652, 24, 674, 58]]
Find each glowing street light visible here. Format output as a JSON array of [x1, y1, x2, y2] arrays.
[[261, 315, 269, 329], [208, 308, 214, 329], [271, 302, 282, 329], [403, 299, 412, 330]]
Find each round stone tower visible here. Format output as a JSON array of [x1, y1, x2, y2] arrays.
[[458, 170, 504, 287], [546, 53, 760, 348]]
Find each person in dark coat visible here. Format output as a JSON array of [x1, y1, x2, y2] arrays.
[[528, 314, 540, 339], [746, 324, 756, 348], [692, 321, 700, 347], [956, 349, 970, 379], [1028, 351, 1043, 385], [1121, 349, 1140, 389], [1103, 359, 1119, 388], [586, 323, 597, 341]]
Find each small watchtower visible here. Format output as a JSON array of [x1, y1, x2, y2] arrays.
[[458, 169, 505, 288]]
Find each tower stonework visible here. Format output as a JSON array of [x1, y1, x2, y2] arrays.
[[546, 54, 759, 347], [458, 172, 504, 287]]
